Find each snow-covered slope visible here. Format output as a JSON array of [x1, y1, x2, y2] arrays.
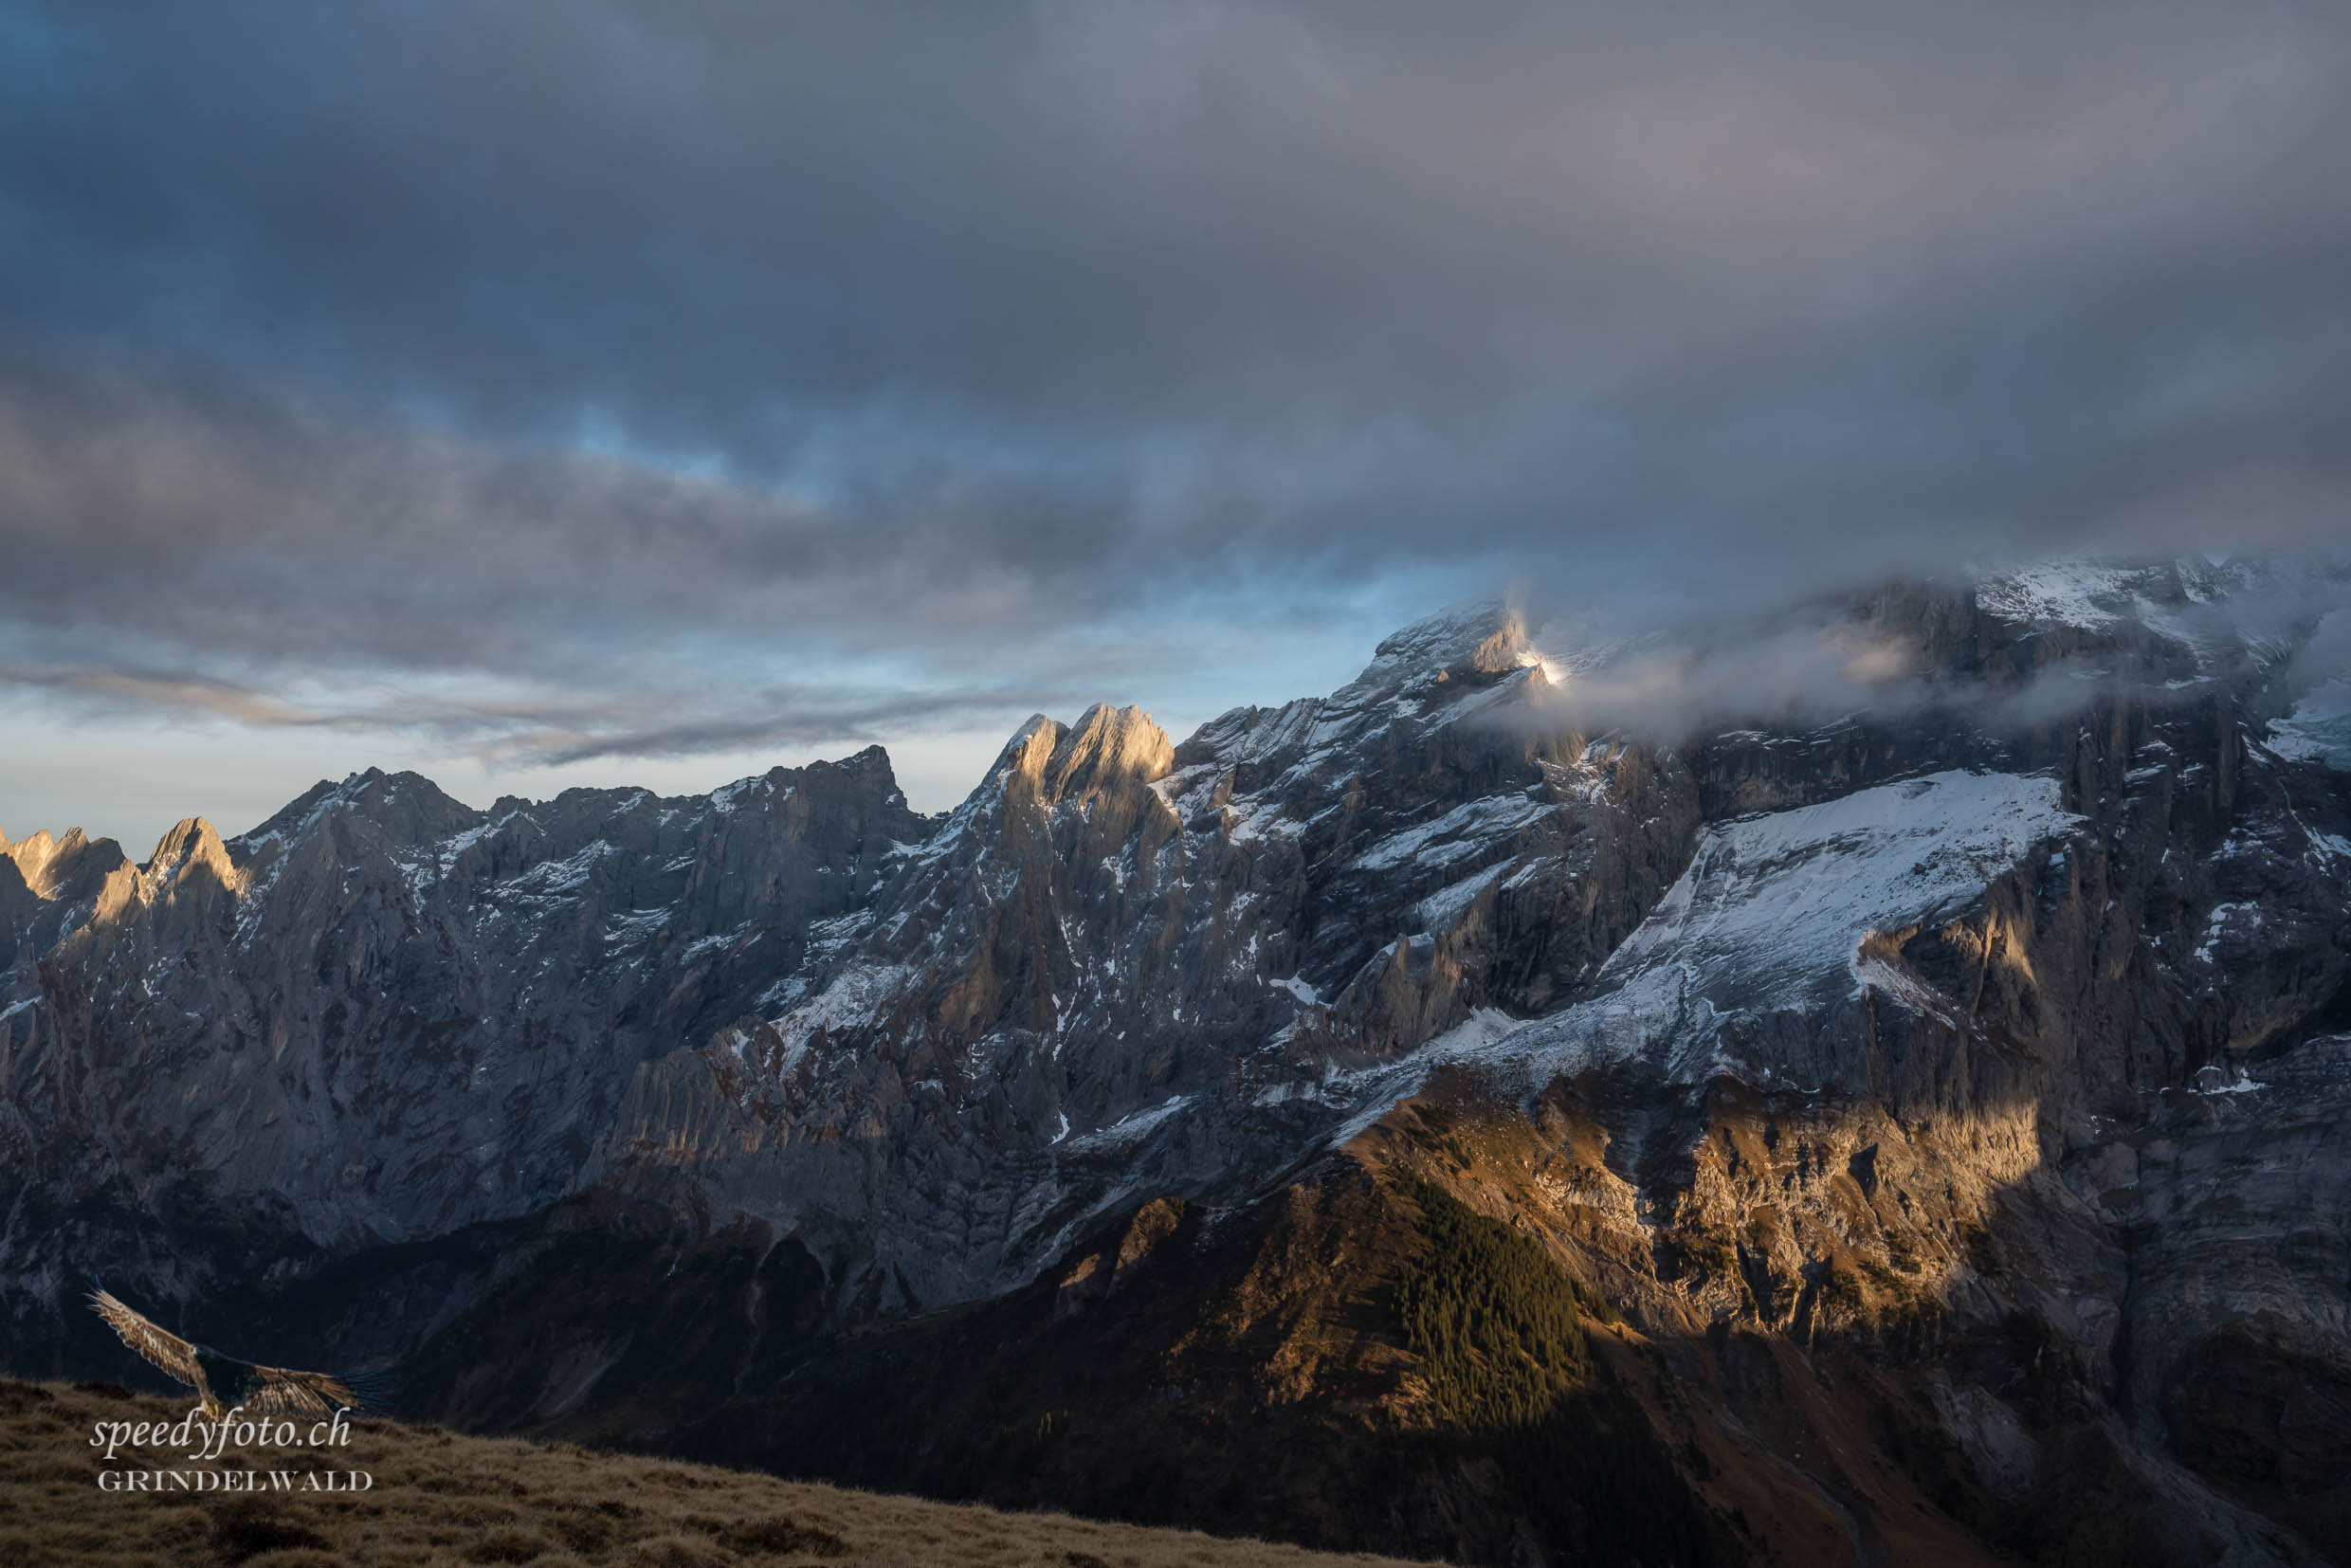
[[1515, 770, 2078, 1085]]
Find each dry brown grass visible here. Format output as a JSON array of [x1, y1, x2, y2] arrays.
[[0, 1379, 1429, 1567]]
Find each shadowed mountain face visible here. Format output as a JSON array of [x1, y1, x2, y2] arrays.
[[7, 559, 2351, 1565]]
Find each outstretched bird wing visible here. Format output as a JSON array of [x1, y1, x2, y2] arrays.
[[242, 1364, 362, 1419], [90, 1286, 378, 1417], [88, 1288, 202, 1391]]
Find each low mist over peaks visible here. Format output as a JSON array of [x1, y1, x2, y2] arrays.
[[1513, 552, 2351, 746]]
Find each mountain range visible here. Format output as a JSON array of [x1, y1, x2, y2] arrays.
[[6, 557, 2350, 1566]]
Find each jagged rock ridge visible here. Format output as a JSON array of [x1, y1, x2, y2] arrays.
[[6, 556, 2351, 1565]]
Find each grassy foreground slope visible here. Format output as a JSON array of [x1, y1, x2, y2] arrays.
[[0, 1379, 1424, 1568]]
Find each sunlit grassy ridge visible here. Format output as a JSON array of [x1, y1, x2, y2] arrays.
[[0, 1379, 1430, 1568]]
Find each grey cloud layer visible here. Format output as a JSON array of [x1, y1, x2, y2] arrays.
[[1514, 560, 2351, 751], [2, 0, 2347, 759]]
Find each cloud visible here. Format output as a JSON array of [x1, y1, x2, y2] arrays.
[[0, 662, 337, 728], [1510, 556, 2351, 747], [0, 0, 2346, 793], [0, 646, 1073, 771]]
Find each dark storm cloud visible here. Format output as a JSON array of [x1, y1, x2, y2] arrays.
[[1, 0, 2347, 756]]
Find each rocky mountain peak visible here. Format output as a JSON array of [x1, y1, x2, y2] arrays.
[[1973, 555, 2259, 631], [827, 742, 896, 775], [969, 705, 1174, 814], [1043, 703, 1173, 799], [1351, 598, 1539, 696], [0, 825, 127, 913], [137, 817, 242, 898], [79, 817, 243, 930], [233, 765, 484, 857], [0, 827, 75, 899]]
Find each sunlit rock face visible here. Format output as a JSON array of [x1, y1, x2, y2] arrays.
[[5, 559, 2350, 1563]]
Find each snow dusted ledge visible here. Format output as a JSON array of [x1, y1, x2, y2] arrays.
[[1315, 770, 2081, 1136]]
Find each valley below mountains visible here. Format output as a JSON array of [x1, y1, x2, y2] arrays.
[[7, 558, 2351, 1566]]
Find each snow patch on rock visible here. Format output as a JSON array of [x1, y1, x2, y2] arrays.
[[1486, 771, 2079, 1085]]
